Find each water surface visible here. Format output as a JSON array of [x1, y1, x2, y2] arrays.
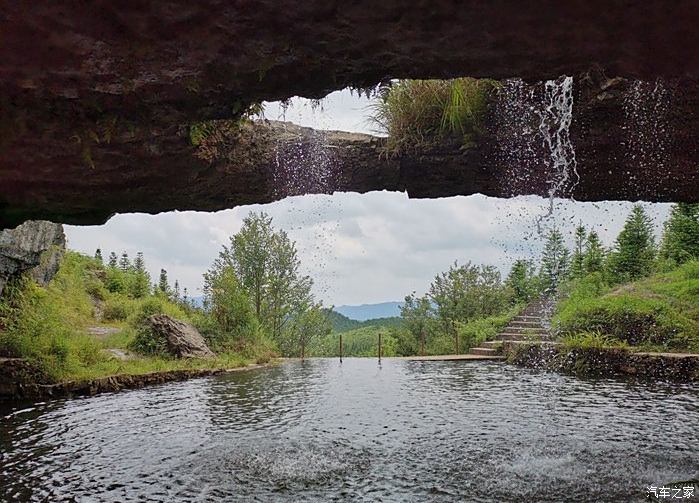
[[1, 359, 697, 502]]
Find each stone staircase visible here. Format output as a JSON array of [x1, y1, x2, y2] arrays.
[[469, 298, 553, 357]]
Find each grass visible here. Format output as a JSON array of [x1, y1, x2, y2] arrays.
[[0, 251, 271, 384], [553, 262, 699, 352], [370, 78, 497, 154]]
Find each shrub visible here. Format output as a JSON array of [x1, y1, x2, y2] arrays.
[[102, 296, 136, 321]]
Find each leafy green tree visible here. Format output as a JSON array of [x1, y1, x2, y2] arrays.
[[209, 211, 312, 341], [202, 267, 257, 349], [570, 225, 587, 279], [607, 204, 656, 282], [119, 252, 131, 272], [108, 252, 118, 268], [506, 259, 539, 303], [428, 261, 508, 353], [400, 293, 433, 355], [583, 231, 605, 274], [94, 248, 103, 263], [539, 229, 570, 293], [284, 304, 331, 359], [660, 203, 699, 264]]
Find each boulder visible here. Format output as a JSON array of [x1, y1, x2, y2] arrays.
[[0, 220, 65, 295], [146, 314, 215, 359]]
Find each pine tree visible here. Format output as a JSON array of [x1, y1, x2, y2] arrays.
[[133, 252, 145, 272], [583, 231, 605, 274], [506, 259, 538, 303], [158, 269, 169, 294], [570, 224, 587, 278], [660, 203, 699, 264], [174, 280, 180, 301], [607, 204, 656, 282], [539, 229, 570, 293], [108, 252, 118, 268], [119, 252, 131, 272], [94, 248, 103, 263]]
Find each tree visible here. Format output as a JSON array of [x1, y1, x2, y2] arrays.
[[208, 211, 312, 341], [401, 293, 433, 355], [506, 259, 539, 303], [202, 267, 256, 348], [570, 225, 587, 279], [94, 248, 103, 263], [119, 252, 131, 272], [158, 269, 170, 295], [539, 229, 570, 294], [129, 252, 150, 298], [173, 280, 180, 301], [428, 261, 508, 353], [285, 304, 331, 359], [108, 251, 118, 268], [133, 252, 145, 272], [607, 204, 656, 282], [583, 231, 605, 274], [660, 203, 699, 264]]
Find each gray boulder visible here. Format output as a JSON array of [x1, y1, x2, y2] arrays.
[[147, 314, 215, 359], [0, 220, 65, 295]]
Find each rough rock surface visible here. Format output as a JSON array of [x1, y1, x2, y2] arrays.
[[147, 314, 215, 359], [0, 221, 65, 295], [0, 2, 698, 227], [1, 74, 696, 228]]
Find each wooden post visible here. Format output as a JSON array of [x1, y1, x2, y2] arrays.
[[420, 329, 425, 356], [301, 340, 305, 362], [339, 332, 343, 363], [378, 331, 382, 363]]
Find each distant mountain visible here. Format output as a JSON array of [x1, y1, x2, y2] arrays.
[[324, 309, 402, 333], [334, 302, 403, 321]]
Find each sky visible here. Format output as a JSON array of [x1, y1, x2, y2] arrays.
[[65, 90, 672, 306]]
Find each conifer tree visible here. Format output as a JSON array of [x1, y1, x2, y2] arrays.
[[108, 251, 118, 268], [607, 204, 656, 282], [174, 280, 180, 301], [119, 252, 131, 272], [539, 229, 570, 293], [133, 252, 145, 272], [94, 248, 103, 263], [158, 269, 170, 294], [506, 259, 538, 303], [660, 203, 699, 264], [570, 225, 587, 278], [583, 231, 605, 274]]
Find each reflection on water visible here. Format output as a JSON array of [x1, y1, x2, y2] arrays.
[[1, 359, 697, 502]]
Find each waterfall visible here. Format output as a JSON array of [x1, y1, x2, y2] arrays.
[[493, 76, 579, 237]]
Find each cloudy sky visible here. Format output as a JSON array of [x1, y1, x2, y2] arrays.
[[65, 91, 671, 306]]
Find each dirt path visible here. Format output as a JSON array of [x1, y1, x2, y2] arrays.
[[85, 326, 136, 361]]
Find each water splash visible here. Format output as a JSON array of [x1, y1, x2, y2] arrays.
[[622, 79, 672, 198], [270, 110, 342, 300]]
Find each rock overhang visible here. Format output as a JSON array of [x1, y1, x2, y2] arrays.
[[0, 1, 698, 229]]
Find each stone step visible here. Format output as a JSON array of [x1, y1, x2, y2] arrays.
[[469, 347, 499, 356], [499, 325, 544, 334], [495, 335, 550, 343], [511, 315, 542, 322], [500, 340, 562, 347], [509, 320, 544, 327], [481, 340, 504, 348]]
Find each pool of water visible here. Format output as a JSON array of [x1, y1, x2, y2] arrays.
[[1, 359, 697, 502]]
